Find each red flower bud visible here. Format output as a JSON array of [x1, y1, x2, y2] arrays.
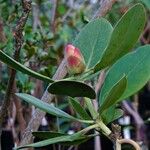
[[65, 44, 85, 74]]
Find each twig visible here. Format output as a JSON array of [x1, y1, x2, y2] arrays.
[[116, 138, 141, 150], [111, 124, 141, 150], [0, 0, 31, 141], [122, 101, 146, 142], [116, 139, 121, 150], [93, 0, 116, 19]]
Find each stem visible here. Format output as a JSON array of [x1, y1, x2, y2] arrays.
[[78, 119, 94, 124], [116, 139, 121, 150], [116, 139, 141, 150], [79, 124, 99, 134], [97, 120, 112, 136], [80, 69, 94, 80]]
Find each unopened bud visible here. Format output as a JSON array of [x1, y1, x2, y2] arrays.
[[65, 44, 85, 74]]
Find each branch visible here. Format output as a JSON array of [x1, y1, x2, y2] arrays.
[[116, 139, 141, 150], [93, 0, 116, 19], [122, 101, 146, 142], [20, 59, 67, 146], [0, 0, 31, 137]]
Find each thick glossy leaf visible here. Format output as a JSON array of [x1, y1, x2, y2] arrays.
[[101, 106, 124, 124], [15, 131, 92, 149], [16, 93, 78, 121], [100, 45, 150, 103], [84, 98, 98, 119], [73, 18, 113, 69], [99, 75, 127, 114], [48, 80, 96, 99], [69, 97, 91, 120], [94, 4, 146, 72], [0, 50, 54, 83], [32, 131, 91, 146]]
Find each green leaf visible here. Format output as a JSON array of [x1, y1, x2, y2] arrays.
[[32, 131, 91, 146], [84, 98, 98, 119], [94, 4, 146, 72], [48, 80, 96, 99], [16, 93, 78, 121], [73, 18, 113, 69], [99, 75, 127, 114], [100, 45, 150, 103], [68, 97, 91, 120], [14, 135, 75, 149], [101, 106, 123, 124], [0, 50, 54, 83], [15, 130, 93, 149]]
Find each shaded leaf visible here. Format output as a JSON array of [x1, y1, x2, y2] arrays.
[[48, 80, 96, 99], [0, 50, 54, 83], [101, 106, 124, 124], [32, 131, 91, 146], [99, 75, 127, 114], [15, 130, 93, 149], [94, 4, 146, 72], [73, 18, 113, 69], [69, 97, 91, 120]]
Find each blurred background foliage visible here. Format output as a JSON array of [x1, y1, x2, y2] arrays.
[[0, 0, 150, 149]]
